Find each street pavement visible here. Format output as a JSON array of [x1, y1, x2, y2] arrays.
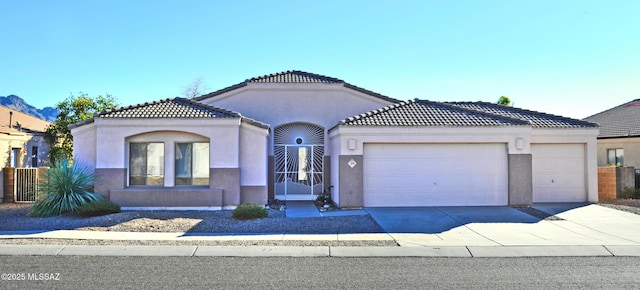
[[2, 203, 640, 257]]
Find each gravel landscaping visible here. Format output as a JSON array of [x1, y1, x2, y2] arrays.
[[597, 199, 640, 215], [0, 203, 385, 234], [0, 203, 394, 246], [2, 199, 640, 247]]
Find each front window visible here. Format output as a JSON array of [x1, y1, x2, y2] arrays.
[[11, 148, 21, 167], [130, 143, 164, 186], [175, 143, 209, 186], [607, 148, 624, 166], [31, 146, 38, 167]]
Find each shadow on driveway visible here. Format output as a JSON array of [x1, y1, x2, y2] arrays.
[[365, 204, 589, 234]]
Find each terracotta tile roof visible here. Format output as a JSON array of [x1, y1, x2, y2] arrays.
[[338, 99, 530, 127], [195, 70, 400, 103], [448, 101, 598, 128], [338, 100, 598, 128], [583, 99, 640, 138], [247, 70, 343, 83], [0, 105, 51, 134], [72, 98, 269, 129], [99, 97, 240, 119]]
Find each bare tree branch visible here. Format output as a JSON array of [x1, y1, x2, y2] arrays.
[[182, 78, 209, 99]]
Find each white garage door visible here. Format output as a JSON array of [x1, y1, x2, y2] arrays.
[[532, 144, 586, 203], [363, 143, 508, 207]]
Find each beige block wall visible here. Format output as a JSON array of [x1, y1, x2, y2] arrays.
[[598, 167, 617, 200], [598, 166, 636, 200]]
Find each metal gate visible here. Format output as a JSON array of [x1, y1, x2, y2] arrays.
[[274, 122, 325, 200], [14, 168, 38, 203], [274, 144, 324, 199]]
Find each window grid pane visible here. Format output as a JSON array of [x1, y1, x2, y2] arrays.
[[129, 143, 148, 185], [147, 143, 164, 186], [607, 148, 624, 166], [130, 143, 164, 186], [31, 146, 38, 167], [175, 142, 209, 186], [616, 149, 624, 165], [192, 143, 210, 186]]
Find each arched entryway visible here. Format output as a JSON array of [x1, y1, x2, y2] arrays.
[[274, 122, 324, 200]]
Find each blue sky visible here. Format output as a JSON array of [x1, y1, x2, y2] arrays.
[[1, 0, 638, 119]]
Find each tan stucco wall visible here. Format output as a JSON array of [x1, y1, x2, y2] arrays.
[[199, 83, 395, 155], [239, 122, 268, 186], [89, 118, 243, 169], [71, 117, 269, 207], [199, 82, 395, 203], [595, 137, 640, 167], [0, 134, 49, 202], [329, 126, 599, 205], [71, 123, 97, 172], [110, 187, 223, 207], [240, 186, 268, 204], [0, 134, 49, 168], [93, 168, 126, 199]]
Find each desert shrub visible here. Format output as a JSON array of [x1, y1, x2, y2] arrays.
[[622, 187, 640, 199], [77, 199, 121, 217], [30, 160, 102, 217], [232, 203, 268, 220]]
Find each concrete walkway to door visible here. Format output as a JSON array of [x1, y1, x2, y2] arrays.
[[286, 201, 368, 218]]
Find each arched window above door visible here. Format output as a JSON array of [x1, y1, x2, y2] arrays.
[[274, 122, 324, 145]]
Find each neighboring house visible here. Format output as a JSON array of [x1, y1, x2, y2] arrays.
[[70, 70, 599, 209], [0, 105, 51, 203], [584, 99, 640, 167]]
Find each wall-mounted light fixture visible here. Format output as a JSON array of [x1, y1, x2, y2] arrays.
[[516, 138, 524, 150], [348, 139, 357, 150]]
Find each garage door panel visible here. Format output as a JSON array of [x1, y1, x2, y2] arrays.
[[532, 144, 586, 203], [363, 143, 508, 207]]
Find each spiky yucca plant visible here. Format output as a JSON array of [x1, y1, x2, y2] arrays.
[[30, 160, 103, 217]]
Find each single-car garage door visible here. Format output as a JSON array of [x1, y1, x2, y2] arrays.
[[532, 144, 586, 203], [363, 143, 508, 207]]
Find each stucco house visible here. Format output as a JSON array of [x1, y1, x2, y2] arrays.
[[0, 105, 51, 203], [70, 70, 599, 209], [584, 99, 640, 167]]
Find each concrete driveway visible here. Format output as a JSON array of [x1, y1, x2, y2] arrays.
[[365, 206, 542, 234], [365, 204, 640, 247]]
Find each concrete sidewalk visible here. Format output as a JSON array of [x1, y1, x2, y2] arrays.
[[2, 244, 640, 257], [2, 204, 640, 257]]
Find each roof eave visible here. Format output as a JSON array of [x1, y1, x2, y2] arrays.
[[68, 117, 96, 130], [240, 117, 270, 130], [597, 134, 640, 140], [193, 82, 248, 101]]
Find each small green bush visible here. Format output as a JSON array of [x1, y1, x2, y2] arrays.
[[232, 203, 268, 220], [77, 199, 121, 217], [622, 187, 640, 199]]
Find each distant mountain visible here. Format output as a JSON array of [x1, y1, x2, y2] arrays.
[[0, 95, 58, 122]]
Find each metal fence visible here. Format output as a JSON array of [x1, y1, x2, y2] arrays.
[[14, 168, 38, 203]]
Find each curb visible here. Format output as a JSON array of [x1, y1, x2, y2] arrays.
[[2, 245, 640, 257]]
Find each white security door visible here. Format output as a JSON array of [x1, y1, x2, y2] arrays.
[[363, 143, 508, 207], [532, 144, 586, 202], [274, 122, 324, 200]]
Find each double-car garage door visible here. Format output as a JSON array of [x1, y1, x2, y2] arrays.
[[363, 143, 586, 207], [363, 144, 508, 207]]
